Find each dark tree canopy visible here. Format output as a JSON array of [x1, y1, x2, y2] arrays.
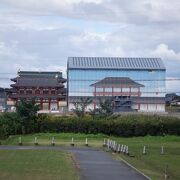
[[16, 99, 40, 134]]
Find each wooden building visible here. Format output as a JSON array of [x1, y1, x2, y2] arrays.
[[8, 71, 66, 112]]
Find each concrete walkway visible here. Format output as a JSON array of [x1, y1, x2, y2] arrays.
[[0, 146, 148, 180]]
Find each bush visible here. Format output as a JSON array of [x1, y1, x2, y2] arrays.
[[0, 113, 180, 139], [37, 114, 180, 137]]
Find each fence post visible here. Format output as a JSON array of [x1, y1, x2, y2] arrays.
[[51, 137, 55, 146], [161, 146, 164, 155], [71, 137, 74, 146], [164, 164, 169, 179], [85, 138, 88, 146], [34, 137, 38, 145], [143, 146, 146, 155], [103, 139, 106, 147], [18, 136, 22, 146]]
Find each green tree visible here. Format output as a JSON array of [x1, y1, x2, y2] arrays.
[[72, 97, 92, 118], [97, 98, 114, 117], [16, 99, 40, 134]]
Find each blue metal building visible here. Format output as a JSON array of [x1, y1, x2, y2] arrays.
[[67, 57, 166, 112]]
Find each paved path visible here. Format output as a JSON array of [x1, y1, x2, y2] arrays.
[[0, 146, 148, 180]]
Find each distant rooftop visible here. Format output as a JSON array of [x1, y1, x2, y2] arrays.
[[10, 71, 66, 88], [18, 71, 62, 77], [68, 57, 165, 70]]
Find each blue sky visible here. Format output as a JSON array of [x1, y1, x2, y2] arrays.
[[0, 0, 180, 93]]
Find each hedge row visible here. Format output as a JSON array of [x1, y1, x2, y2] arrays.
[[0, 113, 180, 139], [38, 115, 180, 137]]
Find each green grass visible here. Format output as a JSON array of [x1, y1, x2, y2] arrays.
[[1, 133, 180, 180], [3, 133, 108, 147], [110, 136, 180, 180], [0, 150, 79, 180]]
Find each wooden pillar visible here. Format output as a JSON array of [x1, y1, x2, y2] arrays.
[[138, 88, 140, 96], [94, 86, 96, 96], [48, 99, 51, 110], [57, 100, 59, 110], [40, 99, 43, 110], [93, 101, 96, 110], [40, 88, 43, 95], [24, 88, 27, 95], [138, 103, 140, 110], [112, 86, 114, 97], [32, 87, 35, 95], [48, 87, 51, 95], [94, 86, 96, 110]]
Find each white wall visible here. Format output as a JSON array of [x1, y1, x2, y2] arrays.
[[157, 104, 165, 112], [139, 104, 165, 112]]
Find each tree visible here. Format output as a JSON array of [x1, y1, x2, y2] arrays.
[[96, 98, 114, 117], [72, 97, 92, 118], [16, 99, 40, 134]]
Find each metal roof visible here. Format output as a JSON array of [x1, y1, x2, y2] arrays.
[[68, 57, 165, 70]]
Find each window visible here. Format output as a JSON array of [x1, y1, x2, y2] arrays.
[[51, 90, 56, 95], [35, 89, 40, 95], [26, 90, 32, 95], [105, 88, 112, 92], [19, 90, 24, 95], [43, 90, 49, 95]]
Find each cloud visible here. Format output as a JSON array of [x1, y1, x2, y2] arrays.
[[1, 0, 180, 24], [150, 44, 180, 76], [0, 0, 180, 92]]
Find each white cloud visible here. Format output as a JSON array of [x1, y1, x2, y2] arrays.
[[0, 0, 180, 92], [151, 44, 180, 62], [1, 0, 180, 24]]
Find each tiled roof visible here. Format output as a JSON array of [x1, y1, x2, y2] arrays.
[[90, 77, 144, 88], [18, 71, 62, 77], [10, 71, 66, 88], [11, 77, 64, 87], [68, 57, 165, 70]]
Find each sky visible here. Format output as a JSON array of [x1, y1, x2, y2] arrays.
[[0, 0, 180, 93]]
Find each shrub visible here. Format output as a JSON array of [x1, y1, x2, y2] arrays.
[[0, 113, 180, 139]]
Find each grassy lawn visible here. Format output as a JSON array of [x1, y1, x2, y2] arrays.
[[1, 133, 180, 180], [0, 149, 79, 180], [2, 133, 108, 147], [111, 136, 180, 180]]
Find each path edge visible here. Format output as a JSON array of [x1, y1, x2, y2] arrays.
[[119, 156, 152, 180]]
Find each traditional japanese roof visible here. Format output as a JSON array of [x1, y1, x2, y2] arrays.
[[18, 71, 63, 77], [10, 71, 66, 88], [68, 57, 165, 70], [90, 77, 144, 88]]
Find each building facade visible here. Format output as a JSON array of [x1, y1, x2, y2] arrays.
[[67, 57, 166, 112], [0, 88, 6, 112], [8, 71, 67, 113]]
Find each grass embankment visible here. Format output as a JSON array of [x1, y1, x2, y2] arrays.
[[0, 149, 79, 180], [2, 133, 180, 180]]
